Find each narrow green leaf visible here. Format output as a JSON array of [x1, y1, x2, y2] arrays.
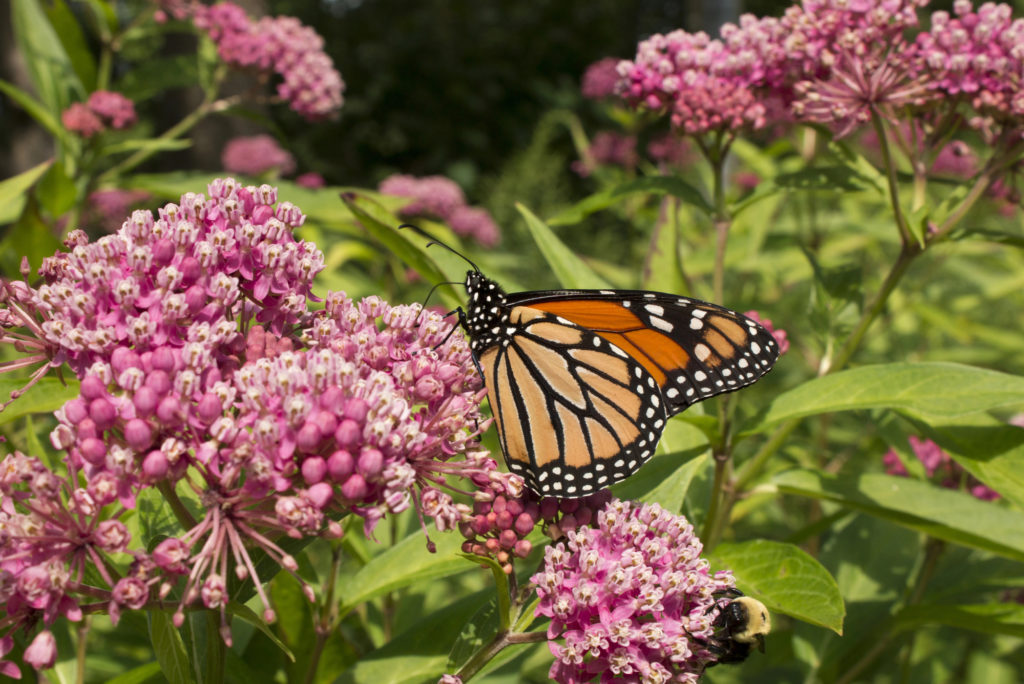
[[0, 79, 67, 144], [774, 470, 1024, 563], [335, 589, 493, 684], [228, 602, 295, 663], [105, 662, 163, 684], [337, 527, 469, 616], [36, 161, 79, 217], [548, 175, 712, 227], [44, 0, 97, 90], [827, 139, 886, 193], [340, 192, 464, 309], [147, 610, 195, 684], [99, 138, 193, 156], [612, 446, 709, 513], [0, 196, 65, 274], [447, 596, 500, 672], [0, 159, 53, 220], [642, 197, 686, 293], [747, 363, 1024, 432], [711, 539, 845, 634], [773, 165, 876, 193], [11, 0, 82, 115], [892, 603, 1024, 639], [949, 227, 1024, 248], [515, 203, 611, 289], [0, 376, 79, 426]]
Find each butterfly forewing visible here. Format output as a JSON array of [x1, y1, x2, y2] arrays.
[[507, 290, 780, 415]]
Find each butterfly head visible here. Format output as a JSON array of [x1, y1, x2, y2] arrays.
[[463, 270, 508, 351]]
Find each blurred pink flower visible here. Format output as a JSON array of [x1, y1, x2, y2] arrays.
[[378, 174, 466, 220], [62, 103, 104, 138], [744, 310, 789, 355], [221, 135, 296, 176], [647, 133, 693, 167], [581, 57, 623, 100], [573, 131, 637, 177], [448, 206, 501, 247], [295, 172, 326, 188], [884, 436, 1000, 501], [87, 189, 152, 232], [86, 91, 137, 129]]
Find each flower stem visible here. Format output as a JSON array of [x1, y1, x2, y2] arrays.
[[157, 479, 199, 529], [98, 92, 237, 183], [456, 630, 546, 682], [870, 109, 913, 245]]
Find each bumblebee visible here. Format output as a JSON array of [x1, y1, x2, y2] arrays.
[[705, 588, 771, 666]]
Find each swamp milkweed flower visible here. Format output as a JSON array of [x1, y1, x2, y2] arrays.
[[0, 178, 502, 670], [532, 499, 737, 682]]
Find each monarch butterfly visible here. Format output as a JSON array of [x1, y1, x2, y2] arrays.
[[411, 229, 780, 497]]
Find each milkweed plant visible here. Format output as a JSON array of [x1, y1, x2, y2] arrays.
[[0, 0, 1022, 682]]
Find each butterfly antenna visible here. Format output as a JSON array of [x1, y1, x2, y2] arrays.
[[398, 223, 481, 273], [415, 279, 463, 325]]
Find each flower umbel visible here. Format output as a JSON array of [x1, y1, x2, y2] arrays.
[[532, 499, 735, 682]]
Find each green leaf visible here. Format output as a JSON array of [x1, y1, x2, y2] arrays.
[[0, 376, 79, 426], [641, 198, 686, 293], [611, 445, 709, 513], [11, 0, 82, 117], [515, 203, 611, 289], [0, 159, 53, 222], [949, 227, 1024, 248], [773, 165, 878, 193], [335, 589, 493, 684], [99, 138, 193, 156], [135, 486, 182, 549], [747, 363, 1024, 432], [0, 79, 67, 142], [340, 192, 464, 310], [228, 602, 295, 663], [105, 662, 163, 684], [44, 0, 96, 91], [827, 139, 886, 193], [148, 610, 195, 684], [547, 175, 712, 226], [447, 595, 500, 672], [712, 539, 845, 635], [36, 161, 79, 217], [774, 470, 1024, 563], [337, 526, 470, 617], [892, 603, 1024, 639]]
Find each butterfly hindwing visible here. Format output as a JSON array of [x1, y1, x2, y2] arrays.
[[476, 304, 669, 497]]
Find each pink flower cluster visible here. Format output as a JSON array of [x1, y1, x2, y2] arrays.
[[914, 1, 1024, 132], [0, 179, 503, 671], [532, 499, 736, 682], [191, 2, 344, 120], [617, 0, 929, 137], [884, 435, 1000, 500], [221, 134, 297, 176], [62, 91, 137, 138], [378, 175, 501, 247]]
